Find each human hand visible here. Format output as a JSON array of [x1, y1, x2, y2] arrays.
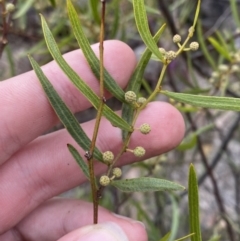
[[0, 40, 185, 241]]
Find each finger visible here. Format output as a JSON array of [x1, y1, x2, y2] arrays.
[[0, 101, 185, 233], [0, 40, 136, 164], [0, 198, 147, 241], [57, 223, 136, 241]]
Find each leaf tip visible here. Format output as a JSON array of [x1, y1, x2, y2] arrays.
[[190, 163, 197, 172]]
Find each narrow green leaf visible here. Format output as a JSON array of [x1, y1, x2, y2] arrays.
[[109, 0, 120, 38], [126, 24, 166, 94], [13, 0, 34, 19], [128, 0, 161, 15], [133, 200, 160, 239], [188, 164, 202, 241], [26, 19, 67, 56], [178, 123, 214, 151], [132, 0, 163, 61], [230, 0, 240, 28], [28, 56, 103, 161], [177, 134, 197, 151], [162, 90, 240, 111], [40, 15, 132, 131], [111, 177, 185, 192], [184, 88, 210, 95], [67, 144, 90, 179], [192, 0, 201, 28], [5, 45, 15, 77], [215, 31, 231, 57], [169, 195, 179, 241], [150, 54, 162, 62], [122, 24, 166, 140], [196, 21, 217, 70], [175, 233, 195, 241], [208, 37, 231, 61], [175, 105, 198, 113], [89, 0, 100, 24], [159, 232, 170, 241], [67, 0, 125, 103]]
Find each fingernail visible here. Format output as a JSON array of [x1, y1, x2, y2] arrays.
[[76, 222, 129, 241], [112, 213, 146, 229]]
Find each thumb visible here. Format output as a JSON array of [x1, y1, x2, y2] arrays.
[[57, 221, 147, 241]]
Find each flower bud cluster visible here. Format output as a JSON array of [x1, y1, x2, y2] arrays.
[[137, 97, 146, 105], [99, 167, 122, 187], [6, 3, 15, 13], [189, 42, 199, 51], [165, 50, 177, 61], [125, 91, 137, 103], [230, 51, 240, 63], [209, 62, 240, 85], [99, 175, 110, 186], [125, 91, 148, 109], [139, 123, 151, 134], [231, 64, 240, 72], [126, 146, 146, 157], [209, 66, 227, 85], [112, 167, 122, 178], [173, 34, 181, 43], [158, 47, 177, 62], [159, 48, 166, 55], [171, 30, 199, 54], [218, 64, 229, 73], [102, 151, 114, 165], [133, 146, 146, 157]]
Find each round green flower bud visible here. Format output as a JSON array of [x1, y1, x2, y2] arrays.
[[209, 78, 215, 84], [218, 64, 228, 73], [6, 3, 15, 13], [102, 151, 114, 165], [173, 34, 181, 43], [234, 52, 240, 62], [166, 51, 177, 61], [211, 71, 219, 79], [112, 167, 122, 178], [231, 64, 239, 72], [236, 28, 240, 34], [125, 91, 137, 103], [137, 97, 147, 105], [189, 42, 199, 51], [99, 175, 110, 186], [133, 146, 145, 157], [159, 47, 166, 55], [139, 123, 151, 134]]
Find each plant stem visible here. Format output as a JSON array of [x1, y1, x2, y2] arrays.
[[105, 63, 169, 179], [99, 0, 106, 98], [140, 63, 168, 111], [88, 0, 106, 224]]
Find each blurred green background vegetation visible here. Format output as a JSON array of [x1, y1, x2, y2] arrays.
[[1, 0, 240, 241]]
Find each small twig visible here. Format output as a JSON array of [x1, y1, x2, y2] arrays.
[[0, 26, 41, 41], [198, 113, 240, 185], [87, 0, 106, 224], [157, 0, 177, 35], [157, 0, 210, 79], [186, 113, 235, 241], [168, 66, 235, 241]]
